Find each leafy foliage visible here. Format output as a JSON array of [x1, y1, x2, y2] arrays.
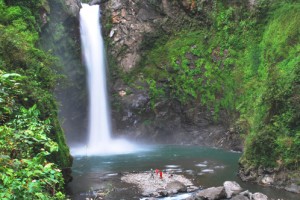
[[0, 0, 71, 198], [0, 73, 65, 199]]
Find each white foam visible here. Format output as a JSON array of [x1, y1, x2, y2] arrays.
[[106, 173, 118, 177], [201, 169, 214, 173], [165, 165, 180, 168], [195, 164, 207, 167], [214, 165, 225, 169]]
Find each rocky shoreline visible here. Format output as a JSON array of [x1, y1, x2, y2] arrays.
[[119, 172, 268, 200]]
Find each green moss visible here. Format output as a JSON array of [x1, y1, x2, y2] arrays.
[[240, 3, 300, 169]]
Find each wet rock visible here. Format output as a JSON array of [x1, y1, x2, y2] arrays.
[[65, 0, 81, 17], [223, 181, 242, 198], [260, 175, 274, 185], [187, 185, 199, 192], [239, 168, 258, 182], [195, 186, 226, 200], [231, 194, 250, 200], [158, 189, 168, 197], [285, 183, 300, 193], [252, 192, 268, 200], [137, 8, 159, 21], [166, 181, 187, 193], [152, 192, 160, 198], [131, 94, 149, 109], [239, 190, 252, 199], [142, 192, 151, 197]]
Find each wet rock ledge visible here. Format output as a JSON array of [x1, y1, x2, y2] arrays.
[[120, 172, 269, 200]]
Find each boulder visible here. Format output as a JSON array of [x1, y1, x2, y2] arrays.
[[195, 186, 226, 200], [166, 181, 187, 193], [223, 181, 243, 198], [252, 192, 268, 200], [285, 183, 300, 193]]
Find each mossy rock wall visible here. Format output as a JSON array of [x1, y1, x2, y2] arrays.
[[103, 0, 300, 175]]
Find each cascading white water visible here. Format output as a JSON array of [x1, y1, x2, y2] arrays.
[[81, 3, 110, 148], [72, 4, 138, 156]]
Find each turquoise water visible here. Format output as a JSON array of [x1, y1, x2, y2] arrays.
[[67, 145, 299, 199]]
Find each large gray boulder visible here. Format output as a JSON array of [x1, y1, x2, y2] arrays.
[[195, 186, 226, 200], [166, 181, 187, 193], [223, 181, 243, 198]]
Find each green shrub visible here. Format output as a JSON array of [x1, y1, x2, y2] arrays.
[[0, 105, 65, 199], [0, 0, 72, 198]]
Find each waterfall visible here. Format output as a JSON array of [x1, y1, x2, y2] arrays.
[[80, 4, 111, 151], [72, 4, 138, 156]]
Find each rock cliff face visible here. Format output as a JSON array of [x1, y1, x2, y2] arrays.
[[102, 0, 256, 71], [103, 0, 203, 71], [101, 0, 242, 149]]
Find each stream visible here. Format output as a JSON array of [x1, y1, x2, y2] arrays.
[[67, 145, 298, 199]]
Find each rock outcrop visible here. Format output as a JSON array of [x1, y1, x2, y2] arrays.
[[194, 186, 226, 200], [224, 181, 243, 198], [166, 181, 187, 193], [102, 0, 201, 71], [65, 0, 81, 17]]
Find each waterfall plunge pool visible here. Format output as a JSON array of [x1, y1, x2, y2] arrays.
[[66, 145, 298, 200]]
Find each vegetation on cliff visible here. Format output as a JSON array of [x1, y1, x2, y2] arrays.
[[0, 0, 72, 198], [134, 0, 300, 171]]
